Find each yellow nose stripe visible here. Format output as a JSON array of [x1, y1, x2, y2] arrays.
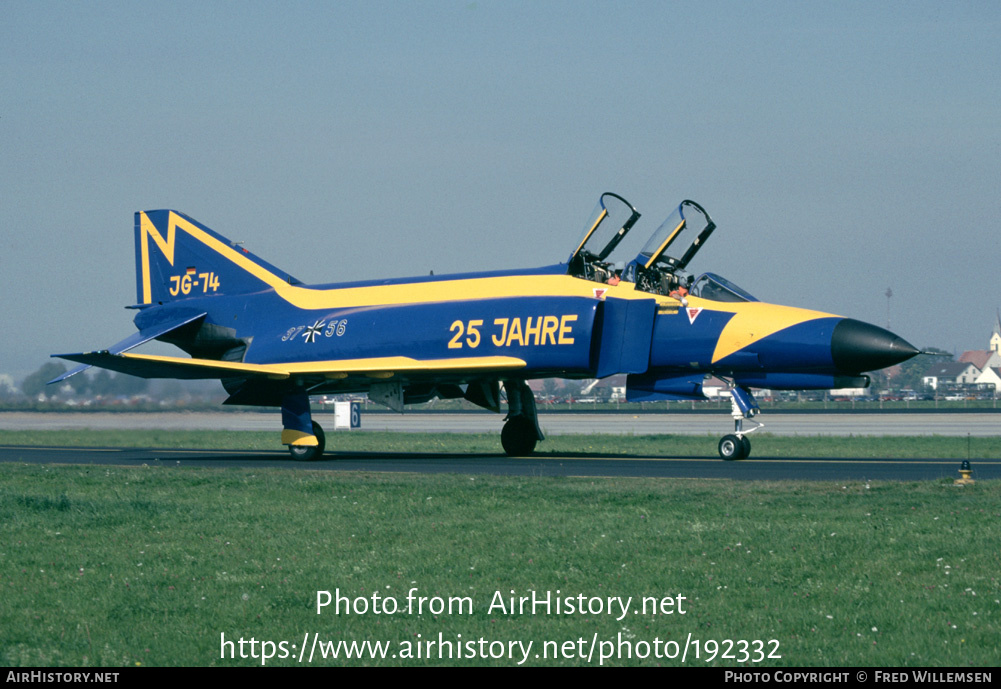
[[710, 302, 836, 364]]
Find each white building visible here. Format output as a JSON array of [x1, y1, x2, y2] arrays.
[[975, 366, 1001, 393], [922, 362, 980, 390]]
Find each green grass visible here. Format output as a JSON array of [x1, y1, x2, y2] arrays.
[[0, 461, 998, 667], [2, 429, 1000, 459]]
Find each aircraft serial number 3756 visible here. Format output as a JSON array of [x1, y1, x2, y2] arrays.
[[51, 193, 917, 460]]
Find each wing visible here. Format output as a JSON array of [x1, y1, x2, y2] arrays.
[[53, 351, 527, 380]]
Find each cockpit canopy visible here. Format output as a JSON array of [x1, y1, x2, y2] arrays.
[[632, 200, 715, 274], [566, 192, 640, 283], [690, 272, 758, 302], [567, 193, 756, 301]]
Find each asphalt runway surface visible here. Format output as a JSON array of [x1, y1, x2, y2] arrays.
[[2, 411, 998, 481], [2, 445, 999, 482]]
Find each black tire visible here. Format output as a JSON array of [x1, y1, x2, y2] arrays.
[[289, 421, 325, 461], [501, 416, 538, 456], [740, 435, 752, 459], [718, 434, 746, 460]]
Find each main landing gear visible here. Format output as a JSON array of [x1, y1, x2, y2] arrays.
[[718, 386, 762, 460], [281, 390, 326, 461], [501, 380, 545, 456], [289, 421, 326, 461], [502, 415, 538, 456]]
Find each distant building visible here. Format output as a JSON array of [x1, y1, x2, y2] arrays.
[[975, 366, 1001, 393], [922, 361, 980, 390], [958, 313, 1000, 369], [958, 349, 1001, 371], [829, 387, 869, 398], [702, 376, 729, 398], [933, 311, 1001, 392]]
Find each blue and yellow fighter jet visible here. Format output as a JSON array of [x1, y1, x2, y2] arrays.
[[50, 193, 918, 460]]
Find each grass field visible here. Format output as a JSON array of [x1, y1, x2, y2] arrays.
[[1, 430, 998, 667]]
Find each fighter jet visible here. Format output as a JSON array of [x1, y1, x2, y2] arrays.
[[50, 193, 918, 459]]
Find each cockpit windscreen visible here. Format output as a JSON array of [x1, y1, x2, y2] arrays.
[[690, 272, 758, 302]]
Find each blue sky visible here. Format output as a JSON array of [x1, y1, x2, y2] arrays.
[[3, 1, 999, 378]]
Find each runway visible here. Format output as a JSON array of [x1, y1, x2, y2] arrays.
[[2, 410, 999, 436], [2, 444, 998, 482], [2, 411, 997, 481]]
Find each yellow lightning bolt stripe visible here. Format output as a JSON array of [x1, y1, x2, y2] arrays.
[[278, 273, 654, 309], [682, 297, 838, 364], [139, 212, 176, 303], [139, 212, 664, 308]]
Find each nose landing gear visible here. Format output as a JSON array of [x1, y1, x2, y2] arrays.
[[718, 386, 762, 460]]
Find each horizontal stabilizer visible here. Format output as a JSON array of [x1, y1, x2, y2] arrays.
[[52, 351, 527, 381], [48, 312, 207, 384]]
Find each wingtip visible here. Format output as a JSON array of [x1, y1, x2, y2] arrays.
[[47, 362, 92, 385]]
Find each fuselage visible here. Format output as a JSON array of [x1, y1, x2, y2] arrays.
[[134, 263, 914, 401]]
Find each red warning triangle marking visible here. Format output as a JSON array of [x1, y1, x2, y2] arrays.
[[687, 307, 703, 324], [592, 288, 607, 300]]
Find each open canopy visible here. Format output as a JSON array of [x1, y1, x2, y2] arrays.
[[567, 193, 754, 300], [566, 192, 641, 280], [633, 200, 715, 273]]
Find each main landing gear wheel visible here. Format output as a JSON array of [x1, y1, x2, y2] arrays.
[[501, 416, 538, 456], [718, 434, 749, 460], [289, 421, 326, 461]]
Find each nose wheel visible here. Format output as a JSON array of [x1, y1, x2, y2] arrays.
[[719, 433, 752, 460]]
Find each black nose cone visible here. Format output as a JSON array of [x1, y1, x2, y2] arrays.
[[831, 319, 920, 373]]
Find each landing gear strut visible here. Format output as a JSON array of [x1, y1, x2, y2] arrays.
[[502, 380, 544, 456], [718, 386, 762, 460], [281, 390, 326, 461]]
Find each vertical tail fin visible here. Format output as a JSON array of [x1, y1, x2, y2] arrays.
[[134, 210, 301, 305]]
